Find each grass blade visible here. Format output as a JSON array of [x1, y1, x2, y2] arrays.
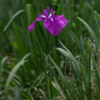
[[15, 85, 20, 100], [4, 53, 30, 97], [77, 17, 97, 40], [3, 10, 24, 31], [0, 57, 7, 78], [48, 55, 76, 100]]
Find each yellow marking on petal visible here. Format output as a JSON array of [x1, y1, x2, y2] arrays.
[[50, 18, 53, 21]]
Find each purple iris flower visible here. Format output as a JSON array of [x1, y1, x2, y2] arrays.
[[28, 6, 68, 36]]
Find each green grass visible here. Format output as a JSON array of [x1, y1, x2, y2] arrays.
[[0, 0, 100, 99]]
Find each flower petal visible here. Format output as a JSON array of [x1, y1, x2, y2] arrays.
[[28, 16, 45, 31], [44, 15, 68, 36], [44, 10, 48, 18], [48, 9, 54, 18], [47, 6, 50, 12], [44, 6, 50, 18], [54, 15, 68, 28], [51, 9, 54, 16]]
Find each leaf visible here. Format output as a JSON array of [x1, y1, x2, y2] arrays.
[[0, 57, 7, 78], [80, 35, 84, 55], [58, 40, 80, 79], [48, 56, 76, 100], [77, 17, 97, 41], [3, 10, 24, 31], [93, 11, 100, 20], [26, 4, 31, 26], [4, 54, 30, 96], [15, 85, 20, 100]]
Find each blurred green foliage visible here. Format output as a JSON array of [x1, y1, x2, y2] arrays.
[[0, 0, 100, 100]]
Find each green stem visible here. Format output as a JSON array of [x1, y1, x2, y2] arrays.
[[47, 31, 50, 54], [47, 31, 51, 100]]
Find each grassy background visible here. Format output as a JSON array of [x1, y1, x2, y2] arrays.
[[0, 0, 100, 100]]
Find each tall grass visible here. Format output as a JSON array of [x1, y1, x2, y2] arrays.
[[0, 0, 100, 99]]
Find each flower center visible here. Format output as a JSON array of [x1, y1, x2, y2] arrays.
[[50, 17, 53, 21]]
